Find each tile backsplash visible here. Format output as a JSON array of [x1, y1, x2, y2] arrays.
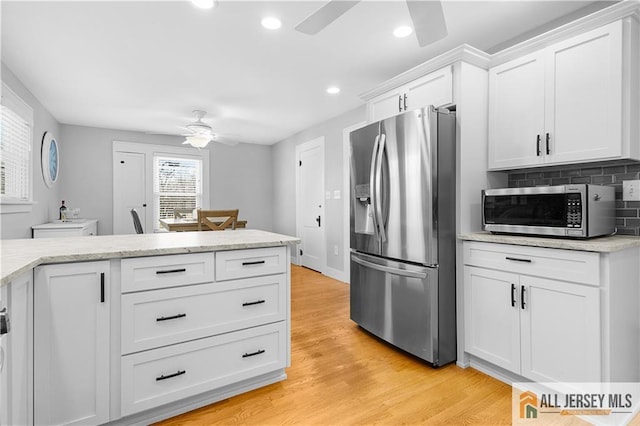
[[507, 161, 640, 236]]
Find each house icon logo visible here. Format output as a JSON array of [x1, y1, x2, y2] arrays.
[[520, 391, 538, 419]]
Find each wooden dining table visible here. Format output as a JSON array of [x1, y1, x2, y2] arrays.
[[159, 218, 247, 232]]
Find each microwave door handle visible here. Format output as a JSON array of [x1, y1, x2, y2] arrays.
[[375, 133, 387, 243], [369, 134, 381, 241]]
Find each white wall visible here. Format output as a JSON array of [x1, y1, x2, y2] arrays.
[[1, 64, 62, 239], [60, 125, 274, 235], [271, 106, 366, 276]]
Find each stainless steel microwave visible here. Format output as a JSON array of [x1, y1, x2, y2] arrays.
[[482, 184, 615, 238]]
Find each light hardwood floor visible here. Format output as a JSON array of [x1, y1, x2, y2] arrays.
[[153, 265, 540, 425]]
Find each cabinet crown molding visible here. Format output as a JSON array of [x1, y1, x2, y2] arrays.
[[360, 1, 639, 101], [490, 0, 640, 67], [359, 44, 490, 101]]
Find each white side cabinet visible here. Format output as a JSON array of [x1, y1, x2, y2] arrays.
[[34, 261, 110, 426], [367, 66, 453, 122], [463, 241, 639, 383], [489, 19, 639, 169], [32, 219, 98, 238], [0, 271, 33, 426]]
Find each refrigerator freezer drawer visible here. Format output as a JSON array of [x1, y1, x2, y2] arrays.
[[350, 252, 455, 366]]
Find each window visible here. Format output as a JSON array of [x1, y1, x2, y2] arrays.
[[153, 155, 203, 228], [1, 82, 33, 212]]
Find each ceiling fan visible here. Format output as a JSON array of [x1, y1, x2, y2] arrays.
[[178, 110, 238, 148], [294, 0, 448, 47]]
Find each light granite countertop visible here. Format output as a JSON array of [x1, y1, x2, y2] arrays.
[[0, 229, 300, 286], [458, 232, 640, 253]]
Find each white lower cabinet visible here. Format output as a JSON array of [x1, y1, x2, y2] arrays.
[[0, 270, 33, 426], [119, 246, 290, 420], [463, 241, 638, 384], [121, 322, 286, 416], [34, 261, 111, 426], [464, 266, 600, 382]]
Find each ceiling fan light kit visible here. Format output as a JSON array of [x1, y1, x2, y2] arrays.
[[183, 135, 211, 148]]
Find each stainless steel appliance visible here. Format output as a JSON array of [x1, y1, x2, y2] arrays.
[[349, 106, 456, 367], [482, 184, 615, 238]]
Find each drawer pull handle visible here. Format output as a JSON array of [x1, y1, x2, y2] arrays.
[[505, 257, 531, 263], [156, 370, 186, 381], [242, 300, 266, 307], [242, 349, 265, 358], [156, 313, 187, 322], [242, 260, 266, 266], [156, 268, 187, 275]]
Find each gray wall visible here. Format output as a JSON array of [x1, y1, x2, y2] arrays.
[[1, 63, 273, 238], [1, 64, 61, 239], [60, 125, 274, 235], [272, 105, 366, 274]]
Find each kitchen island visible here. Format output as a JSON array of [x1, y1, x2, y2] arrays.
[[0, 230, 299, 426]]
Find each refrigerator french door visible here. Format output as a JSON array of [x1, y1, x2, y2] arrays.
[[349, 106, 456, 366]]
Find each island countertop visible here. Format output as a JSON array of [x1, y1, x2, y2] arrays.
[[457, 232, 640, 253], [1, 229, 300, 286]]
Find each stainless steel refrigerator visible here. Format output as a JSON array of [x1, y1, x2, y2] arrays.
[[349, 106, 456, 367]]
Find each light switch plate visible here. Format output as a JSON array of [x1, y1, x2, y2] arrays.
[[622, 180, 640, 201]]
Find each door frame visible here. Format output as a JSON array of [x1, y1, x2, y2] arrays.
[[295, 137, 325, 273], [343, 121, 367, 284]]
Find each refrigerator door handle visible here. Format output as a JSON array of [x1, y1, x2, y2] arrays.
[[374, 133, 387, 243], [351, 253, 427, 279], [369, 134, 381, 240]]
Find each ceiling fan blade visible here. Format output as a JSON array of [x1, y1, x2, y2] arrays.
[[406, 0, 448, 47], [213, 136, 239, 146], [295, 0, 360, 35]]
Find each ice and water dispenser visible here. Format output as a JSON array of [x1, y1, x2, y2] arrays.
[[354, 183, 374, 235]]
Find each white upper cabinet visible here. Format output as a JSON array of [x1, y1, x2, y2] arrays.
[[368, 66, 453, 122], [489, 19, 638, 170]]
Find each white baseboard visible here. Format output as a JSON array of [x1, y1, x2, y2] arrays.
[[324, 266, 349, 283]]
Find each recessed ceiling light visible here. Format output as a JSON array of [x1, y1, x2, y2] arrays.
[[191, 0, 217, 10], [326, 86, 341, 95], [393, 26, 413, 38], [261, 17, 282, 30]]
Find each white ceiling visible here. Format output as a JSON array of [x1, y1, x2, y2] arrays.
[[1, 0, 616, 145]]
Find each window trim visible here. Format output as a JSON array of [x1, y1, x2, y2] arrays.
[[1, 81, 35, 214]]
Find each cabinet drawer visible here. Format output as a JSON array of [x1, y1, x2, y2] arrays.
[[121, 253, 214, 292], [121, 275, 286, 354], [121, 322, 286, 416], [216, 247, 286, 281], [463, 242, 599, 286]]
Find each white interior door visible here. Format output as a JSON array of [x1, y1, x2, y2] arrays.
[[113, 150, 147, 234], [296, 138, 325, 273]]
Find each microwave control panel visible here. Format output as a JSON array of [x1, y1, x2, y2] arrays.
[[566, 193, 582, 228]]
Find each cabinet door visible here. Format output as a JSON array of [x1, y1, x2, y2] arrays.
[[404, 66, 453, 111], [0, 272, 33, 426], [545, 21, 623, 164], [464, 266, 521, 373], [368, 89, 405, 122], [35, 262, 110, 426], [520, 275, 600, 383], [488, 52, 546, 170]]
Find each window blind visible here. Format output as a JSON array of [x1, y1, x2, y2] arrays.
[[153, 156, 202, 227], [1, 105, 32, 201]]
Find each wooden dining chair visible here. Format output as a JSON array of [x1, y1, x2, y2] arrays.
[[197, 209, 239, 231], [173, 208, 194, 219]]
